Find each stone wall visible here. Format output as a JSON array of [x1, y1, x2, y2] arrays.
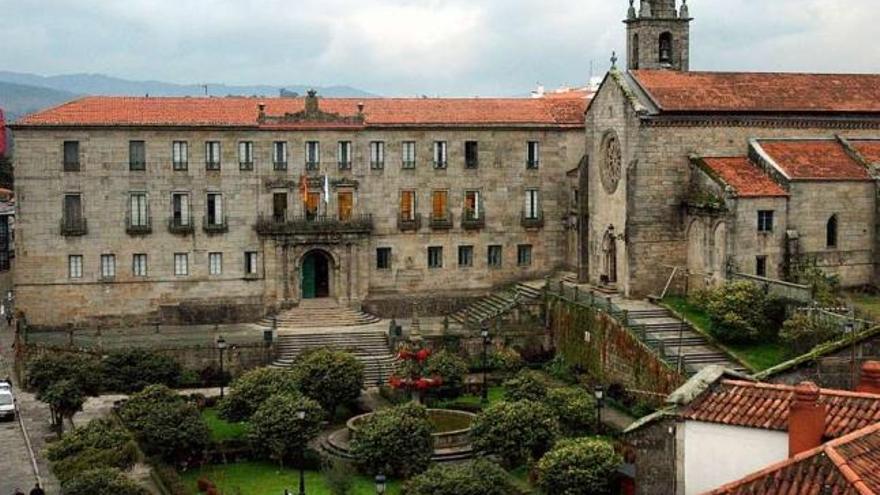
[[624, 416, 678, 495]]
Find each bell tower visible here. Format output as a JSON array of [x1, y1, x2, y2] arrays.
[[624, 0, 692, 71]]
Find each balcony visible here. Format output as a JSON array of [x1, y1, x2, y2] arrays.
[[203, 215, 229, 234], [273, 161, 288, 171], [401, 161, 416, 170], [429, 211, 453, 230], [168, 215, 195, 235], [125, 214, 152, 236], [338, 161, 352, 170], [461, 207, 485, 230], [255, 214, 374, 236], [60, 217, 88, 236], [306, 161, 320, 171], [521, 211, 544, 229], [397, 213, 422, 232]]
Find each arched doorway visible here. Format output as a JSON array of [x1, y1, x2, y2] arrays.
[[602, 228, 618, 285], [301, 250, 331, 299]]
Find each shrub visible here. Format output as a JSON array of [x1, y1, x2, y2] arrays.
[[472, 347, 523, 373], [471, 400, 560, 468], [119, 385, 210, 465], [503, 370, 548, 402], [38, 379, 86, 434], [780, 312, 841, 356], [403, 459, 520, 495], [218, 367, 301, 421], [197, 478, 215, 493], [544, 354, 578, 384], [27, 353, 102, 395], [52, 445, 140, 484], [351, 402, 433, 478], [61, 467, 150, 495], [48, 418, 139, 480], [546, 386, 596, 436], [794, 263, 841, 307], [101, 349, 182, 393], [704, 280, 773, 344], [249, 392, 324, 466], [291, 349, 364, 418], [323, 459, 356, 495], [536, 437, 622, 495], [424, 350, 469, 398]]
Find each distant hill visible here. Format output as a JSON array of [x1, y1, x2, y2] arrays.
[[0, 70, 376, 99], [0, 81, 78, 121]]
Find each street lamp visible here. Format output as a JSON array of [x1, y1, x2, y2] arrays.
[[593, 385, 605, 434], [297, 409, 307, 495], [216, 336, 228, 399], [375, 474, 387, 495], [480, 322, 491, 404], [845, 320, 856, 390]]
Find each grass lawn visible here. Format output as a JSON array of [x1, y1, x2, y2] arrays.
[[434, 386, 505, 409], [846, 291, 880, 321], [181, 461, 402, 495], [663, 295, 789, 372], [202, 408, 248, 442]]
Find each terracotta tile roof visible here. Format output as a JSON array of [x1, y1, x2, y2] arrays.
[[630, 70, 880, 114], [699, 157, 788, 197], [851, 140, 880, 165], [14, 96, 587, 129], [683, 380, 880, 438], [757, 140, 872, 181], [705, 422, 880, 495]]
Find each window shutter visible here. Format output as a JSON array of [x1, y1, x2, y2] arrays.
[[181, 195, 190, 224]]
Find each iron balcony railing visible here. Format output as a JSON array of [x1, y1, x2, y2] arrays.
[[168, 214, 195, 235], [255, 213, 374, 235], [203, 214, 229, 234], [125, 212, 152, 235], [521, 210, 545, 229], [397, 213, 422, 232], [461, 207, 485, 230], [429, 210, 453, 230], [60, 217, 88, 236]]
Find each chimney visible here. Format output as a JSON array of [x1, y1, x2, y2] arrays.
[[305, 89, 319, 114], [788, 381, 827, 458], [257, 103, 266, 120], [857, 361, 880, 395]]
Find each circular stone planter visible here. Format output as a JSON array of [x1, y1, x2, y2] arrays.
[[347, 408, 476, 451]]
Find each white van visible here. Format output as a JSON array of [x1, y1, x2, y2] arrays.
[[0, 381, 15, 420]]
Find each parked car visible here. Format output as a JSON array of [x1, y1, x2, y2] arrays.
[[0, 380, 15, 420]]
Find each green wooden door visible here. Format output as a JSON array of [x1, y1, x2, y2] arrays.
[[302, 254, 316, 299]]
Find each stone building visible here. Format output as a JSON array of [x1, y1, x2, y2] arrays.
[[581, 0, 880, 297], [10, 93, 586, 329]]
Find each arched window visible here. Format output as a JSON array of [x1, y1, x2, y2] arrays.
[[826, 215, 838, 248], [632, 34, 640, 70], [659, 32, 673, 64]]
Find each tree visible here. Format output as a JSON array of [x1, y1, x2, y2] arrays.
[[503, 370, 548, 402], [100, 349, 183, 393], [424, 349, 469, 398], [218, 367, 301, 421], [248, 392, 323, 467], [704, 280, 773, 344], [38, 379, 85, 434], [291, 349, 364, 418], [780, 312, 840, 356], [118, 385, 210, 465], [61, 467, 149, 495], [351, 402, 433, 478], [471, 400, 560, 468], [546, 386, 597, 436], [536, 437, 622, 495], [27, 353, 102, 395], [403, 459, 521, 495], [48, 418, 139, 482]]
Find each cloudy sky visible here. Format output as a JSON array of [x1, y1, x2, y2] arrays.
[[2, 0, 879, 96]]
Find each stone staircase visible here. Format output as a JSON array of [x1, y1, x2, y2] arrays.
[[270, 330, 398, 386], [449, 282, 544, 326], [259, 300, 381, 329]]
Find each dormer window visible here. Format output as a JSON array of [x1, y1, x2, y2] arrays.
[[659, 32, 673, 64]]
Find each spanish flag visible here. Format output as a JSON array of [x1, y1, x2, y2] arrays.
[[299, 174, 308, 204]]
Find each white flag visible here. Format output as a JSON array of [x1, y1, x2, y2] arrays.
[[323, 175, 329, 204]]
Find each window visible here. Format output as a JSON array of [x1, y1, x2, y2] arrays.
[[827, 215, 838, 248], [659, 32, 673, 64], [757, 210, 774, 233], [205, 141, 221, 170], [272, 192, 288, 221], [245, 251, 258, 275], [431, 190, 448, 219], [433, 141, 447, 169], [206, 193, 224, 226], [132, 253, 148, 277], [63, 194, 83, 225], [173, 141, 188, 170], [465, 141, 478, 168], [458, 245, 473, 267], [428, 246, 443, 269], [63, 141, 80, 171], [209, 252, 223, 275], [632, 33, 640, 70], [464, 190, 481, 219], [756, 256, 768, 278], [517, 244, 533, 267], [370, 141, 385, 169], [174, 253, 189, 276], [305, 192, 320, 219], [100, 254, 116, 279], [488, 245, 502, 268], [239, 141, 253, 170], [400, 190, 416, 221], [129, 140, 146, 170], [129, 192, 149, 227], [337, 191, 353, 221], [338, 141, 352, 170], [68, 255, 83, 279], [376, 247, 391, 270], [172, 193, 190, 226], [527, 141, 540, 169], [273, 141, 288, 170], [524, 189, 540, 219], [402, 141, 416, 169], [306, 141, 320, 170]]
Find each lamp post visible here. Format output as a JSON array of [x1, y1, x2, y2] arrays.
[[297, 409, 307, 495], [480, 322, 490, 404], [375, 474, 387, 495], [216, 336, 228, 399], [593, 385, 605, 434], [845, 319, 856, 390]]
